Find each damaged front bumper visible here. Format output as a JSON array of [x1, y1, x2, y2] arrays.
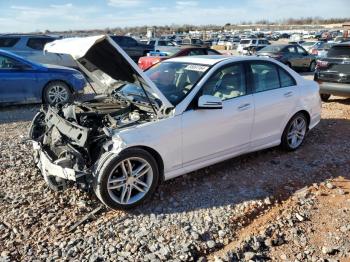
[[33, 141, 87, 181]]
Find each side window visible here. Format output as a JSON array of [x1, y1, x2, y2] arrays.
[[202, 63, 246, 101], [296, 46, 307, 55], [158, 41, 166, 46], [252, 40, 257, 44], [0, 55, 20, 69], [188, 49, 206, 56], [288, 46, 296, 53], [0, 37, 20, 47], [250, 62, 280, 92], [207, 49, 219, 55], [279, 68, 296, 87], [27, 38, 54, 50]]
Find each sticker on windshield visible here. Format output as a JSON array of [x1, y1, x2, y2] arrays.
[[185, 65, 209, 72]]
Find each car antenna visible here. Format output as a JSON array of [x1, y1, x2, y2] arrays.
[[135, 75, 158, 118]]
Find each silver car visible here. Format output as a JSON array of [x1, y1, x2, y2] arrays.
[[0, 34, 77, 68]]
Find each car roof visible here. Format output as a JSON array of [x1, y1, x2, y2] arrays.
[[166, 55, 273, 65]]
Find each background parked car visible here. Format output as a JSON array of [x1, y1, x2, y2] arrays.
[[314, 42, 350, 102], [309, 42, 334, 57], [0, 34, 77, 68], [147, 39, 178, 53], [110, 35, 153, 62], [0, 50, 85, 105], [237, 39, 269, 55], [138, 47, 221, 70], [257, 44, 316, 71]]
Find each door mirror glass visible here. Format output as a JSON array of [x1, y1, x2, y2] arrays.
[[198, 95, 222, 109]]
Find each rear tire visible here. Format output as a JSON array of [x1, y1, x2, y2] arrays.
[[93, 148, 160, 210], [43, 81, 72, 105], [281, 113, 308, 151], [320, 94, 331, 102]]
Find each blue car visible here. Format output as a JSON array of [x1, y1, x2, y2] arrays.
[[0, 50, 86, 105]]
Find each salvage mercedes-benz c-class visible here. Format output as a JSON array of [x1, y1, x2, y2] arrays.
[[29, 35, 321, 209]]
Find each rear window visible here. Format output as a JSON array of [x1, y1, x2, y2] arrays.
[[0, 37, 20, 47], [327, 46, 350, 58], [27, 38, 55, 50]]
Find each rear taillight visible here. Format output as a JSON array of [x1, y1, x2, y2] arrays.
[[311, 48, 318, 55], [316, 60, 329, 69]]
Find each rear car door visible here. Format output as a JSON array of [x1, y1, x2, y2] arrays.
[[286, 46, 300, 68], [296, 45, 311, 68], [181, 62, 254, 167], [249, 61, 299, 148], [0, 54, 39, 103]]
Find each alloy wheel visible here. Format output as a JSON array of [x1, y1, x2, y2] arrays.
[[47, 85, 69, 104], [287, 116, 307, 149], [107, 157, 153, 205]]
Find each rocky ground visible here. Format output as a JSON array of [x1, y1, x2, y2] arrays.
[[1, 93, 350, 262]]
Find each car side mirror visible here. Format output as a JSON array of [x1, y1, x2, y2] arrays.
[[197, 95, 222, 109]]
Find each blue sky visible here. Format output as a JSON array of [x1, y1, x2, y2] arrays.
[[0, 0, 349, 33]]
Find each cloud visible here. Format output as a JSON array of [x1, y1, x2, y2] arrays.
[[107, 0, 143, 7], [176, 1, 198, 6]]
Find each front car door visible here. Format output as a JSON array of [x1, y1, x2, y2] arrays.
[[249, 60, 299, 149], [181, 62, 254, 170], [0, 54, 38, 103]]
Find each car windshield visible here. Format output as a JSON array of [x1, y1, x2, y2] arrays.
[[144, 62, 209, 105], [327, 46, 350, 58], [259, 45, 284, 52]]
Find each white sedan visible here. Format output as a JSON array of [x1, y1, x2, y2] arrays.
[[29, 35, 321, 209]]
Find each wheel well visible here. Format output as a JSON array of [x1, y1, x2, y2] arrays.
[[296, 110, 311, 129], [127, 146, 165, 182], [41, 80, 73, 102]]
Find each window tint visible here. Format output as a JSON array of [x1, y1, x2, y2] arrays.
[[202, 63, 246, 101], [0, 37, 20, 47], [27, 38, 54, 50], [327, 46, 350, 58], [188, 49, 206, 56], [0, 55, 20, 69], [252, 40, 257, 44], [250, 62, 280, 92], [279, 68, 296, 87], [288, 46, 296, 53], [149, 40, 156, 46], [207, 49, 220, 55], [296, 46, 307, 54], [126, 37, 137, 46]]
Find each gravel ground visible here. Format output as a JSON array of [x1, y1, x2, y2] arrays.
[[1, 81, 350, 261]]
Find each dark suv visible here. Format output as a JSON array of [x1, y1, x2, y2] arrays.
[[314, 42, 350, 101], [110, 35, 153, 62]]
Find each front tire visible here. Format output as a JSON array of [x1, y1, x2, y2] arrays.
[[93, 149, 159, 210], [281, 113, 308, 151], [43, 81, 72, 105]]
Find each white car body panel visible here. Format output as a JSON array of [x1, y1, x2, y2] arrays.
[[106, 55, 321, 181]]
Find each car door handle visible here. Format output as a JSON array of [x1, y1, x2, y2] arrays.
[[284, 91, 293, 97], [237, 103, 251, 111]]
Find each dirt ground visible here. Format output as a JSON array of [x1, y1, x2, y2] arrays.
[[1, 87, 350, 261]]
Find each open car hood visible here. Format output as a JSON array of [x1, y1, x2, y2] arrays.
[[44, 35, 173, 114]]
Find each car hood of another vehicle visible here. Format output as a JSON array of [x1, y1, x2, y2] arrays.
[[44, 35, 173, 115]]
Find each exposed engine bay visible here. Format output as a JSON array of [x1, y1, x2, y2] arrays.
[[29, 93, 156, 181]]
